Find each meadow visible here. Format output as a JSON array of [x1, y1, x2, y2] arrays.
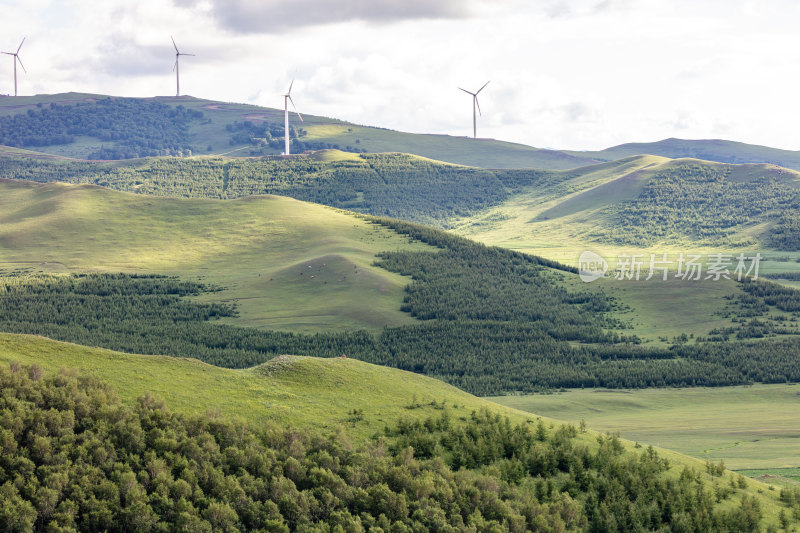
[[0, 179, 431, 333], [490, 385, 800, 472]]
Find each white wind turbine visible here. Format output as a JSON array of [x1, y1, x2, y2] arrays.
[[458, 80, 490, 139], [171, 36, 194, 97], [2, 38, 26, 97], [282, 79, 303, 155]]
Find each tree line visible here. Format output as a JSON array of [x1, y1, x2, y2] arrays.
[[607, 164, 800, 247], [1, 221, 799, 395], [0, 363, 777, 532], [0, 153, 511, 226], [0, 98, 204, 159]]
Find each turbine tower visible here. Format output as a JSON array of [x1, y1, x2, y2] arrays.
[[458, 81, 490, 139], [171, 37, 194, 97], [2, 38, 26, 97], [282, 79, 303, 155]]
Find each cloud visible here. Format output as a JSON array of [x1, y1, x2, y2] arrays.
[[174, 0, 471, 33]]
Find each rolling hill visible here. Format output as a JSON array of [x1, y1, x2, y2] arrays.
[[0, 92, 597, 169], [453, 155, 800, 258], [4, 177, 800, 396], [7, 94, 800, 173], [0, 332, 792, 531], [0, 178, 433, 333], [4, 145, 799, 253], [5, 94, 800, 530]]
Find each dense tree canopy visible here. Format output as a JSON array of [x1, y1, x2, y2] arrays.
[[0, 99, 203, 159], [0, 363, 777, 532]]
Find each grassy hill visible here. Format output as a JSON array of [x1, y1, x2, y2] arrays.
[[0, 92, 597, 169], [0, 178, 432, 333], [450, 155, 800, 342], [454, 155, 800, 258], [0, 332, 495, 437], [6, 146, 799, 253], [0, 332, 793, 531], [4, 178, 800, 394], [0, 151, 517, 227], [569, 137, 800, 171], [8, 95, 800, 172]]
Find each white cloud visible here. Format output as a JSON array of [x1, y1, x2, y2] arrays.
[[1, 0, 800, 150]]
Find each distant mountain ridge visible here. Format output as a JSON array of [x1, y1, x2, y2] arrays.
[[568, 137, 800, 171], [6, 93, 800, 171], [0, 92, 597, 169]]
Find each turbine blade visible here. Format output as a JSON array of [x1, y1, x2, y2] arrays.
[[288, 95, 303, 121], [476, 80, 490, 94], [458, 87, 474, 95], [181, 53, 195, 56], [16, 37, 25, 54], [171, 36, 179, 53], [16, 56, 26, 74], [288, 78, 294, 95], [1, 52, 12, 56], [475, 96, 482, 116], [173, 59, 178, 72]]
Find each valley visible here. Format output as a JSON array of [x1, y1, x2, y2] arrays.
[[2, 93, 800, 530]]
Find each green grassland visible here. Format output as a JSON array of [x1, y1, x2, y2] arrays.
[[737, 469, 800, 488], [489, 385, 800, 471], [0, 332, 497, 438], [0, 332, 793, 530], [453, 155, 800, 258], [4, 177, 800, 394], [0, 179, 432, 333], [452, 155, 800, 341], [0, 92, 598, 169]]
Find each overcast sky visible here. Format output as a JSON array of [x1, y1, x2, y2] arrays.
[[2, 0, 800, 151]]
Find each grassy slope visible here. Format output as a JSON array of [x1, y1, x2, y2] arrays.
[[454, 155, 800, 259], [570, 137, 800, 171], [0, 332, 496, 439], [0, 93, 597, 169], [0, 332, 788, 527], [0, 178, 433, 333], [490, 385, 800, 471], [454, 156, 800, 341]]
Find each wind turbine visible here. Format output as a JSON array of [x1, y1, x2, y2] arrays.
[[282, 79, 303, 155], [458, 80, 490, 139], [2, 38, 26, 97], [171, 36, 194, 97]]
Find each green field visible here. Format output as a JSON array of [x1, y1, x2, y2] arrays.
[[0, 179, 432, 332], [490, 385, 800, 471]]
